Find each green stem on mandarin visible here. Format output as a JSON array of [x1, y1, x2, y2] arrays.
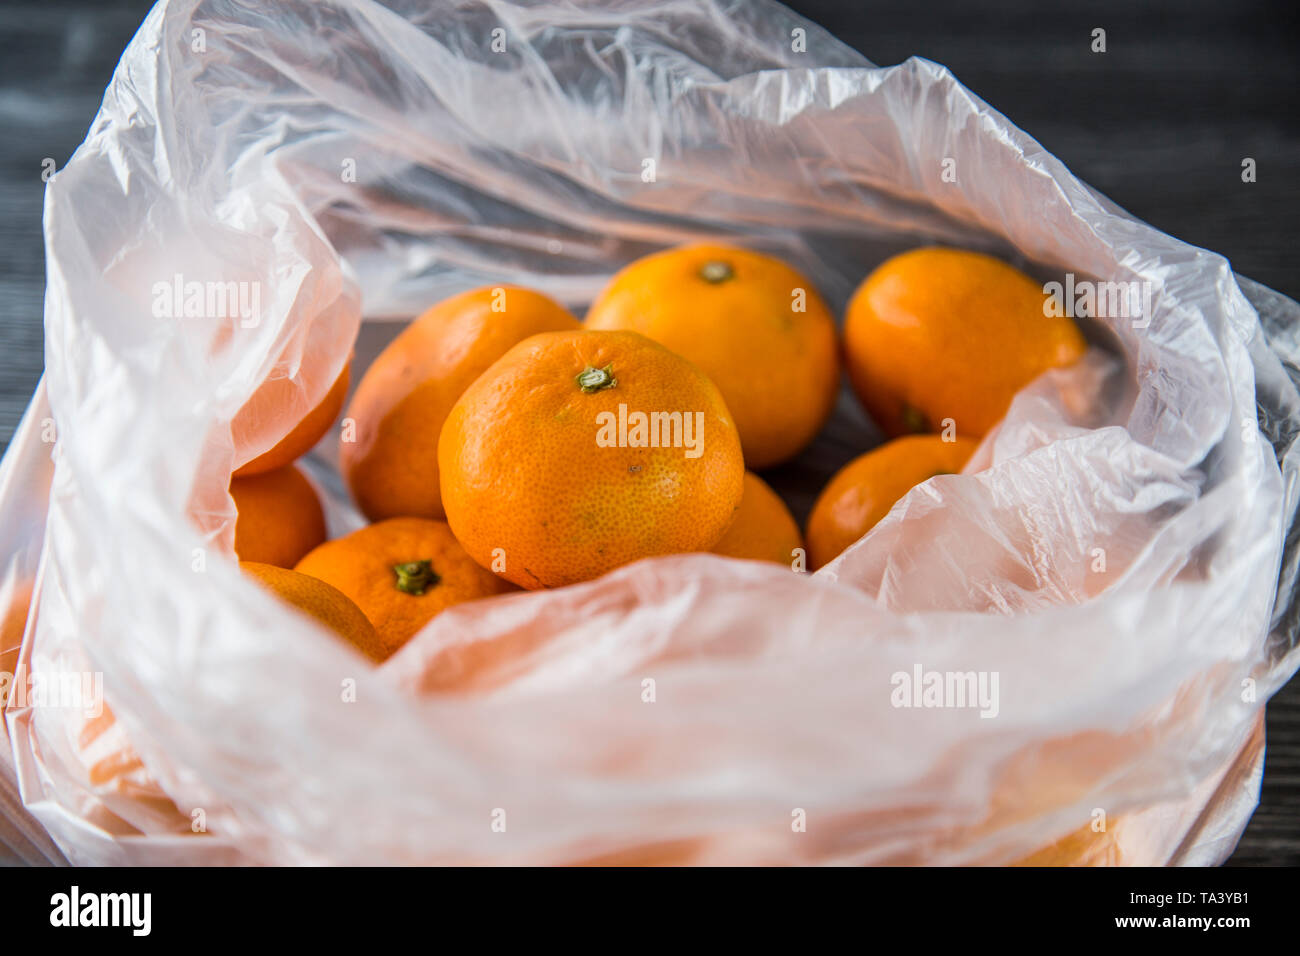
[[901, 403, 929, 433], [698, 260, 734, 283], [393, 560, 439, 595], [576, 364, 617, 393]]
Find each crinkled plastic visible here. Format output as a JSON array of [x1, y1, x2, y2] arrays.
[[1, 0, 1298, 865]]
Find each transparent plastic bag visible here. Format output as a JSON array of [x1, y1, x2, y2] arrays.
[[2, 0, 1297, 865]]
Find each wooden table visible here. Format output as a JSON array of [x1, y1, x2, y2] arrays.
[[0, 0, 1295, 864]]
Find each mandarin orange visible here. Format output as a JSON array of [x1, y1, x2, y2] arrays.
[[230, 463, 327, 568], [295, 517, 514, 658], [342, 287, 580, 521], [843, 248, 1086, 437], [710, 471, 803, 568], [584, 244, 838, 468], [234, 363, 351, 476], [806, 435, 979, 569], [242, 561, 385, 662], [439, 329, 745, 589]]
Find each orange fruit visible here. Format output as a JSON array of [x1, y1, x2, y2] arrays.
[[843, 248, 1086, 438], [439, 329, 745, 590], [342, 287, 579, 521], [711, 471, 803, 568], [230, 464, 327, 568], [294, 517, 514, 658], [584, 244, 839, 468], [233, 362, 351, 477], [241, 561, 385, 662], [1012, 823, 1121, 866], [0, 579, 33, 709], [806, 435, 979, 569]]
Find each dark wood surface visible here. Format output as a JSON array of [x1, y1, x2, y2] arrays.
[[0, 0, 1295, 864]]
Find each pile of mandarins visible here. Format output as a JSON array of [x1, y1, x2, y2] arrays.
[[230, 245, 1086, 661]]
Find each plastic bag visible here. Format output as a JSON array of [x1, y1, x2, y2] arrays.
[[2, 0, 1297, 865]]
